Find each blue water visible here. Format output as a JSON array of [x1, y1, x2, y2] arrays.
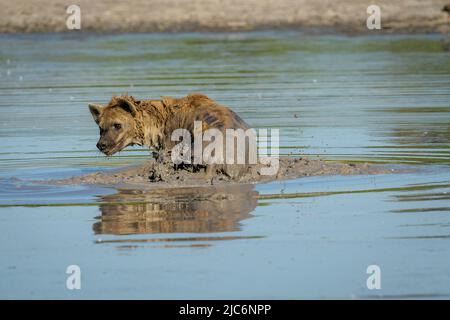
[[0, 32, 449, 299]]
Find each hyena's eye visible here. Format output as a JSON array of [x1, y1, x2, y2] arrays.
[[113, 123, 122, 130]]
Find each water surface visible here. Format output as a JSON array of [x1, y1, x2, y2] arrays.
[[0, 32, 449, 299]]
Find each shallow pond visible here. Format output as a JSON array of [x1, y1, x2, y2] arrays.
[[0, 32, 449, 299]]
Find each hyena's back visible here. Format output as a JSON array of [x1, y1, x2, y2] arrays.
[[162, 94, 253, 178], [163, 94, 248, 131]]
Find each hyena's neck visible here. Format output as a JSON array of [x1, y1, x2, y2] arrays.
[[134, 100, 173, 151]]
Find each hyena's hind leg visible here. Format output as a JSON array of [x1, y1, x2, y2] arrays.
[[223, 164, 249, 180]]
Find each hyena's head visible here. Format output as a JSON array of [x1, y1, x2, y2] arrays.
[[88, 97, 139, 156]]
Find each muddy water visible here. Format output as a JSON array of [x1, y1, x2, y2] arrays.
[[0, 32, 449, 299]]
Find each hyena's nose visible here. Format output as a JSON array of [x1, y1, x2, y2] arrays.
[[96, 142, 107, 151]]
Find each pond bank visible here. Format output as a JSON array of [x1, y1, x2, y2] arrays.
[[1, 0, 449, 34]]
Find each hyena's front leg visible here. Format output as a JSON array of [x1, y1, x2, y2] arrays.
[[152, 150, 172, 164]]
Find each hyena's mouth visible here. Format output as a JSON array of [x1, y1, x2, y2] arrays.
[[102, 145, 123, 156], [103, 149, 116, 156], [101, 138, 129, 156]]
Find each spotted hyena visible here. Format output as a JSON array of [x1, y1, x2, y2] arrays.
[[88, 93, 253, 178]]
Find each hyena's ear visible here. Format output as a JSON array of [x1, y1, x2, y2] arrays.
[[88, 104, 104, 124], [116, 97, 138, 116]]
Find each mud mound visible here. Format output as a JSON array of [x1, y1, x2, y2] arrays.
[[47, 157, 398, 187]]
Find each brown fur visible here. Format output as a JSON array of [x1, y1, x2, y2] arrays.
[[89, 93, 251, 178]]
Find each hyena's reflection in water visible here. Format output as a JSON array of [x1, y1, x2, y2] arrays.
[[93, 184, 258, 236]]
